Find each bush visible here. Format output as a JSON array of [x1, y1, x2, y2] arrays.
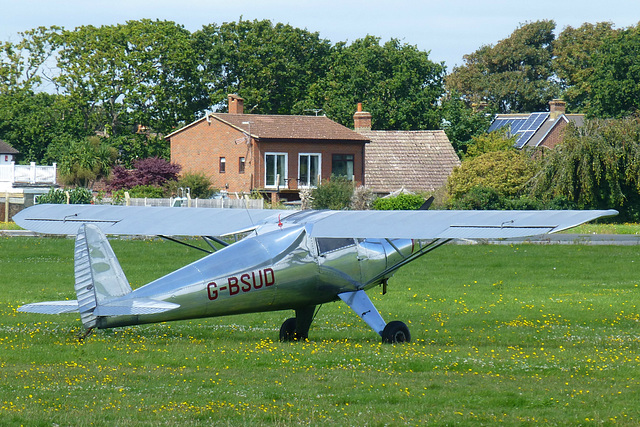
[[350, 186, 374, 210], [168, 173, 216, 199], [447, 150, 537, 200], [311, 176, 354, 210], [37, 187, 93, 204], [448, 186, 507, 210], [113, 185, 166, 199], [372, 193, 425, 210], [448, 186, 576, 210], [109, 157, 181, 191]]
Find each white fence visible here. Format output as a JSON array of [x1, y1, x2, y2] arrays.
[[120, 197, 265, 209], [0, 162, 57, 185]]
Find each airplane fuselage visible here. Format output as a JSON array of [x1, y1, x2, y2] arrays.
[[97, 224, 419, 329]]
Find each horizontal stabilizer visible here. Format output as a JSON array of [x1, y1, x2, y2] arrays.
[[18, 300, 78, 314], [94, 298, 180, 316]]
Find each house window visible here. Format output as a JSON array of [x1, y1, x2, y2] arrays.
[[332, 154, 354, 179], [239, 157, 245, 174], [265, 153, 287, 188], [219, 157, 226, 173], [298, 153, 320, 187]]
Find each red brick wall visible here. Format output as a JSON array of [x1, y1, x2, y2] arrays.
[[170, 119, 366, 193], [540, 120, 568, 150], [170, 119, 254, 193]]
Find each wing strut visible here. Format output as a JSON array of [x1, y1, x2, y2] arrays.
[[364, 238, 451, 288], [159, 235, 212, 254]]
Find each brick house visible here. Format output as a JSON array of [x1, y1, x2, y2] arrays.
[[487, 99, 584, 151], [167, 95, 369, 201]]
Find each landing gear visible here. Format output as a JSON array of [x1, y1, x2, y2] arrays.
[[279, 317, 298, 341], [279, 305, 316, 342], [382, 321, 411, 343]]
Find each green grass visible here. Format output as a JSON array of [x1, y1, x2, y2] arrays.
[[1, 237, 639, 425], [0, 222, 22, 230], [564, 222, 640, 235]]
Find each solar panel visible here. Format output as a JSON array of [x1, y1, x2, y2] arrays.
[[514, 112, 549, 148], [488, 117, 528, 134], [488, 113, 550, 148], [515, 130, 536, 147]]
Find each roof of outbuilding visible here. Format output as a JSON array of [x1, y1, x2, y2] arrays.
[[0, 139, 19, 154], [359, 130, 460, 194], [166, 113, 369, 143]]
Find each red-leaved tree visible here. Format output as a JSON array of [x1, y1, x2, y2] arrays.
[[109, 157, 181, 190]]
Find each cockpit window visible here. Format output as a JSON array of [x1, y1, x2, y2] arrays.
[[316, 238, 355, 255]]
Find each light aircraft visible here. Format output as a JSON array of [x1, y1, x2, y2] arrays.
[[14, 204, 616, 343]]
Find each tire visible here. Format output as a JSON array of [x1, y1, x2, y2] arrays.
[[279, 317, 297, 342], [382, 321, 411, 344]]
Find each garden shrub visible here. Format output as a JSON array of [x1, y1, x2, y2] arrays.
[[372, 193, 425, 210], [37, 187, 93, 204], [311, 176, 354, 210]]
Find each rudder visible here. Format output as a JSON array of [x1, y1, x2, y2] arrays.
[[74, 224, 132, 328]]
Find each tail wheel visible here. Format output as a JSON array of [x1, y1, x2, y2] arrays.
[[279, 317, 297, 342], [382, 321, 411, 344]]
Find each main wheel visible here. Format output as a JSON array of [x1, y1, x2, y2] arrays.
[[279, 317, 297, 342], [382, 321, 411, 343]]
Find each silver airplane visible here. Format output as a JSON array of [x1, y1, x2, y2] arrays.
[[14, 205, 616, 343]]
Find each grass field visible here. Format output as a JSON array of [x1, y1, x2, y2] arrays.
[[1, 237, 639, 425]]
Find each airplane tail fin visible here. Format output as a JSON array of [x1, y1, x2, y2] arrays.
[[19, 223, 179, 327], [73, 224, 180, 329], [74, 223, 133, 328]]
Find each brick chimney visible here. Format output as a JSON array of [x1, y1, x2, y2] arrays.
[[228, 94, 244, 114], [353, 103, 372, 132], [549, 99, 566, 119]]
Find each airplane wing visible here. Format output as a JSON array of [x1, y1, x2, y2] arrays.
[[300, 209, 618, 239], [13, 204, 291, 236], [14, 204, 617, 240]]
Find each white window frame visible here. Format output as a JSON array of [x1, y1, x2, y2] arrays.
[[264, 152, 288, 188], [298, 153, 321, 188]]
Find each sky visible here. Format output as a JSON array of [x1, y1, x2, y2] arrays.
[[2, 0, 640, 70]]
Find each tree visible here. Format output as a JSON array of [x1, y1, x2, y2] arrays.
[[301, 36, 445, 130], [447, 20, 559, 113], [0, 91, 87, 162], [194, 19, 331, 115], [447, 150, 537, 201], [0, 26, 62, 94], [587, 24, 640, 118], [55, 20, 208, 136], [58, 136, 118, 188], [465, 127, 517, 159], [529, 117, 640, 221], [552, 22, 616, 112], [440, 91, 496, 156], [0, 27, 88, 163], [109, 157, 181, 191]]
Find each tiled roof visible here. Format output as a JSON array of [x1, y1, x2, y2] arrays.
[[213, 113, 368, 142], [166, 113, 368, 142], [359, 130, 460, 193], [0, 139, 19, 154]]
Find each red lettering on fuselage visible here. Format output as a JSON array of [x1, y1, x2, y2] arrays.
[[206, 268, 275, 301]]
